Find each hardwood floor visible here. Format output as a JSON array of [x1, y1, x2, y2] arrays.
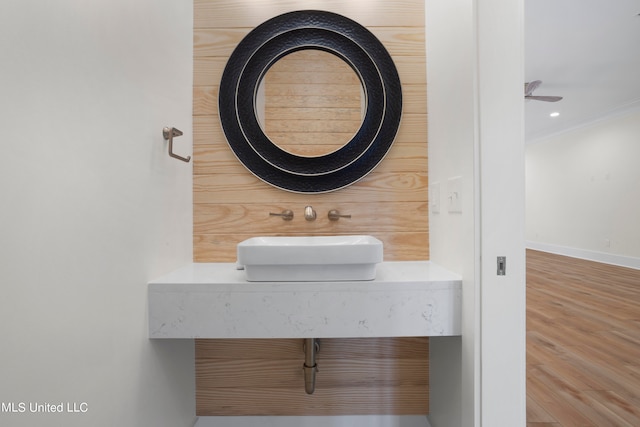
[[526, 249, 640, 427]]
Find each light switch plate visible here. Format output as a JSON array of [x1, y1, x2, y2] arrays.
[[430, 182, 440, 213], [447, 176, 462, 213]]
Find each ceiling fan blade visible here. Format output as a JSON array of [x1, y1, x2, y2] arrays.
[[525, 95, 563, 102], [524, 80, 542, 96]]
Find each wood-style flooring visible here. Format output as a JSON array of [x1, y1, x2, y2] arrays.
[[527, 249, 640, 427]]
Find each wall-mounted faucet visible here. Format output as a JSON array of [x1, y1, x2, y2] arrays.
[[269, 207, 350, 222], [304, 206, 317, 221]]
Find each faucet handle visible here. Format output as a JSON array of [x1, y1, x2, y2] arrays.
[[328, 209, 351, 221], [269, 209, 294, 221]]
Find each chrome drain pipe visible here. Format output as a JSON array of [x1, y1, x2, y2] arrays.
[[303, 338, 319, 394]]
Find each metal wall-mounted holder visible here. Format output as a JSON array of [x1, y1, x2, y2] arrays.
[[162, 127, 191, 163]]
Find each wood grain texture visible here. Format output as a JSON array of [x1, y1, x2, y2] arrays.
[[192, 112, 427, 148], [193, 173, 428, 204], [193, 142, 427, 175], [196, 386, 428, 416], [193, 0, 428, 416], [264, 50, 362, 157], [527, 250, 640, 427], [194, 202, 428, 235], [194, 0, 425, 29], [197, 338, 429, 358], [193, 56, 425, 88], [193, 232, 428, 263], [194, 84, 427, 116], [196, 338, 429, 416]]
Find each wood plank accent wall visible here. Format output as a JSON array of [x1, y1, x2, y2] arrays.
[[263, 50, 363, 157], [196, 338, 429, 416], [193, 0, 428, 416]]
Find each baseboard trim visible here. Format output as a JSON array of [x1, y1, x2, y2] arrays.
[[526, 241, 640, 270], [194, 416, 431, 427]]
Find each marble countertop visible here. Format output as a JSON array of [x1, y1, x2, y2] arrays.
[[148, 261, 462, 339]]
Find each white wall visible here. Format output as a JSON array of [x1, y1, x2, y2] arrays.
[[427, 0, 526, 426], [0, 1, 195, 426], [476, 0, 527, 425], [526, 109, 640, 268], [424, 0, 476, 425]]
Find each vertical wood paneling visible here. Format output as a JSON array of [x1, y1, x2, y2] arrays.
[[193, 0, 428, 416]]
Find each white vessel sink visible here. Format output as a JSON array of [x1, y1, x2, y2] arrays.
[[237, 235, 383, 281]]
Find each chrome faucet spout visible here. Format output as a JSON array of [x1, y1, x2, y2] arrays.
[[304, 206, 317, 221]]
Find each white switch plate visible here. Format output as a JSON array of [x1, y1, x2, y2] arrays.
[[429, 182, 440, 213], [447, 176, 462, 213]]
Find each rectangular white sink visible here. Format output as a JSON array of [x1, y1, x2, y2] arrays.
[[237, 235, 383, 281]]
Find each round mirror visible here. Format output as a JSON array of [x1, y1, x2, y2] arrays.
[[257, 50, 364, 158], [218, 10, 402, 193]]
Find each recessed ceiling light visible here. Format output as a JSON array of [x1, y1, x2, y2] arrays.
[[550, 112, 560, 117]]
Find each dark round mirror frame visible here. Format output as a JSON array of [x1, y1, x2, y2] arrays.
[[218, 10, 402, 193]]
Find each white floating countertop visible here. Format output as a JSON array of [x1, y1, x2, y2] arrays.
[[148, 261, 461, 339]]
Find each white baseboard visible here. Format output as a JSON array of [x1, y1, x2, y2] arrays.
[[194, 416, 431, 427], [526, 241, 640, 270]]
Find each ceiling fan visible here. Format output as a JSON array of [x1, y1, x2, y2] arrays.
[[525, 80, 563, 102]]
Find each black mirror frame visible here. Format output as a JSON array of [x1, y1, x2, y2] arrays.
[[218, 10, 402, 193]]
